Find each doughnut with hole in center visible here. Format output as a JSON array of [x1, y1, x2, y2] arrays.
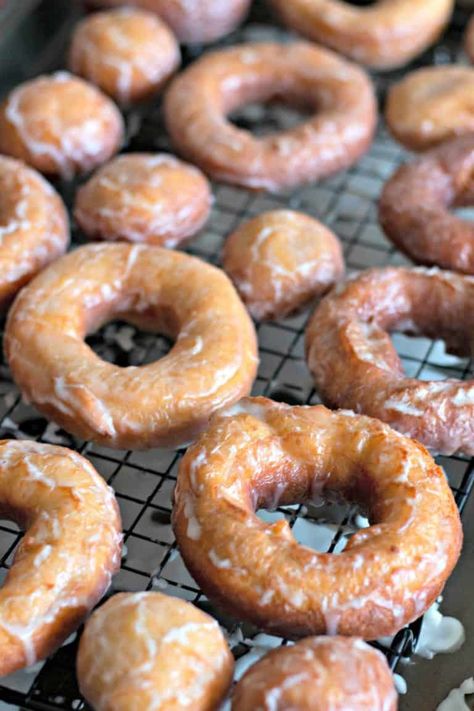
[[379, 135, 474, 274], [0, 440, 121, 676], [0, 72, 124, 178], [385, 66, 474, 151], [270, 0, 453, 70], [173, 397, 462, 639], [306, 267, 474, 455], [232, 637, 397, 711], [77, 592, 233, 711], [164, 42, 377, 192], [466, 16, 474, 62], [222, 210, 344, 320], [0, 156, 69, 308], [68, 8, 180, 105], [74, 153, 212, 247], [5, 243, 258, 449]]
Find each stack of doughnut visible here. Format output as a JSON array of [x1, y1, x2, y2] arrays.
[[0, 1, 471, 710]]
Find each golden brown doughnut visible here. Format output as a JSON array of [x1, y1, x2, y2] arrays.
[[306, 267, 474, 455], [164, 42, 377, 192], [68, 8, 180, 104], [222, 210, 344, 320], [0, 440, 121, 676], [379, 135, 474, 273], [84, 0, 251, 44], [270, 0, 453, 70], [173, 396, 462, 639], [0, 156, 69, 308], [232, 637, 397, 711], [74, 153, 212, 247], [0, 72, 124, 178], [5, 243, 258, 449], [385, 66, 474, 151], [466, 16, 474, 63], [77, 592, 233, 711]]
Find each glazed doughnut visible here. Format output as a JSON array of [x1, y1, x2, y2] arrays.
[[173, 396, 462, 639], [379, 136, 474, 274], [465, 16, 474, 62], [306, 267, 474, 455], [385, 66, 474, 151], [68, 8, 180, 104], [222, 210, 344, 320], [164, 42, 377, 192], [0, 72, 124, 178], [0, 156, 69, 308], [74, 153, 212, 247], [270, 0, 453, 70], [77, 592, 233, 711], [5, 243, 258, 449], [232, 637, 397, 711], [0, 440, 121, 676], [84, 0, 251, 44]]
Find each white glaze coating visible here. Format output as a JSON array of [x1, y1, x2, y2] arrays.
[[437, 678, 474, 711]]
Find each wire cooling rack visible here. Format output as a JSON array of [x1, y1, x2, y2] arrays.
[[0, 2, 473, 709]]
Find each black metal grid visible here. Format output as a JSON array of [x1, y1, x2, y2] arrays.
[[0, 2, 473, 709]]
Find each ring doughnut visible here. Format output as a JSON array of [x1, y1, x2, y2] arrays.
[[5, 243, 258, 449], [222, 210, 344, 320], [77, 592, 234, 711], [270, 0, 453, 70], [385, 66, 474, 151], [0, 156, 69, 308], [466, 16, 474, 62], [164, 42, 377, 192], [232, 637, 397, 711], [0, 72, 124, 178], [84, 0, 251, 44], [379, 136, 474, 273], [68, 8, 181, 105], [306, 267, 474, 455], [0, 440, 121, 675], [74, 153, 212, 247], [173, 396, 462, 639]]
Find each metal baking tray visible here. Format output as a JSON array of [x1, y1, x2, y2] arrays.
[[0, 2, 472, 709]]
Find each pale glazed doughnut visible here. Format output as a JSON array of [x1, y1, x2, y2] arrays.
[[84, 0, 251, 44], [0, 72, 124, 178], [466, 16, 474, 62], [379, 135, 474, 273], [270, 0, 453, 70], [5, 243, 258, 449], [385, 66, 474, 151], [74, 153, 212, 247], [306, 267, 474, 455], [77, 592, 233, 711], [222, 210, 344, 320], [164, 42, 377, 192], [173, 396, 462, 639], [0, 156, 69, 308], [0, 440, 121, 676], [68, 8, 180, 105], [232, 637, 397, 711]]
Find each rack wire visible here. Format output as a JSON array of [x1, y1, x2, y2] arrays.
[[0, 2, 472, 709]]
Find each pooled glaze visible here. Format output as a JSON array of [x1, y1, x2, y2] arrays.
[[437, 678, 474, 711]]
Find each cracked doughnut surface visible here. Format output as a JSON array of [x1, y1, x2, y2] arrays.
[[306, 267, 474, 455], [68, 8, 180, 104], [74, 153, 212, 247], [0, 440, 121, 676], [0, 72, 124, 178], [222, 210, 344, 320], [0, 156, 69, 308], [270, 0, 453, 70], [385, 66, 474, 151], [164, 42, 376, 192], [77, 592, 233, 711], [232, 636, 397, 711], [379, 136, 474, 274], [173, 397, 462, 639], [5, 243, 258, 449]]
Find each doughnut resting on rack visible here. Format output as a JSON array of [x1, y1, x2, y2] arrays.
[[173, 396, 462, 639]]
